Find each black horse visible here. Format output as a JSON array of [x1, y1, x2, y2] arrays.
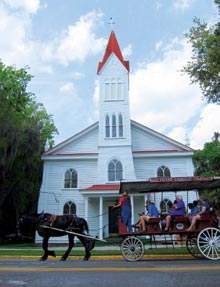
[[17, 212, 95, 261]]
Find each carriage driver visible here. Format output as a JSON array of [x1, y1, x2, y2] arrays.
[[133, 200, 159, 231]]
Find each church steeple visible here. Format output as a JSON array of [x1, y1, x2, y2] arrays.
[[96, 30, 136, 183], [97, 31, 129, 74]]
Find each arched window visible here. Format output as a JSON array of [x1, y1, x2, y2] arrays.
[[157, 165, 171, 177], [63, 201, 76, 215], [118, 114, 123, 137], [105, 115, 110, 137], [160, 198, 173, 214], [108, 158, 123, 181], [112, 115, 117, 137], [64, 168, 77, 188]]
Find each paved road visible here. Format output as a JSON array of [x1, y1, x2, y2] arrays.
[[0, 258, 220, 287]]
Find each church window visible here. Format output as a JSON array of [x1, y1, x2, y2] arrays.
[[160, 198, 173, 214], [64, 168, 78, 188], [63, 201, 76, 215], [117, 82, 123, 100], [105, 115, 110, 137], [105, 82, 110, 100], [111, 82, 116, 99], [108, 158, 123, 182], [104, 78, 124, 100], [157, 165, 171, 177], [112, 115, 117, 137], [118, 114, 123, 137]]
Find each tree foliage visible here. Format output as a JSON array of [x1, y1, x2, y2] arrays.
[[193, 132, 220, 206], [0, 61, 58, 238], [182, 0, 220, 103]]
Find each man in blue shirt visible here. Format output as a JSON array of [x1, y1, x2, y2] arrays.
[[135, 200, 159, 232], [164, 195, 185, 231]]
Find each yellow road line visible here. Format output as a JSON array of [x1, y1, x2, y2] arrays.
[[1, 266, 220, 272]]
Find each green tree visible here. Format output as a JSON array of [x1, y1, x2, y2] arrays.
[[193, 133, 220, 206], [0, 61, 58, 238], [182, 0, 220, 103]]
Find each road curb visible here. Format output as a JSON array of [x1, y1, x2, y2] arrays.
[[0, 254, 194, 261]]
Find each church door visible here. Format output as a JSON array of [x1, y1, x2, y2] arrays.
[[108, 206, 120, 235]]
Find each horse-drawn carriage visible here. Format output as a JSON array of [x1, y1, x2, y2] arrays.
[[117, 176, 220, 262]]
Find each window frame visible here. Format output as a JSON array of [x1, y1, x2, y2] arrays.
[[64, 168, 78, 188]]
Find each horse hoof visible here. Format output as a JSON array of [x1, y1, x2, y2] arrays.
[[39, 257, 47, 261], [60, 258, 66, 261]]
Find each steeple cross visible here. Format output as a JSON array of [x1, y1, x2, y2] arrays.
[[108, 17, 115, 31]]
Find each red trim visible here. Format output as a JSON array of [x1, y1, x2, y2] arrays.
[[133, 149, 188, 153], [83, 184, 120, 191], [97, 31, 129, 74], [44, 153, 98, 157]]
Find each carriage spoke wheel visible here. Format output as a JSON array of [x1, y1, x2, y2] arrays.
[[186, 232, 204, 259], [197, 227, 220, 260], [121, 236, 144, 262]]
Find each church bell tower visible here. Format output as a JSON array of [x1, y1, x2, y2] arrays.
[[96, 29, 136, 183]]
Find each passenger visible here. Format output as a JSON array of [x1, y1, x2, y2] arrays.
[[113, 190, 132, 232], [186, 198, 210, 232], [160, 201, 176, 229], [133, 200, 159, 231], [187, 200, 201, 221], [164, 195, 185, 231]]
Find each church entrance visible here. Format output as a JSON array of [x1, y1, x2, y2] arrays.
[[108, 206, 120, 236]]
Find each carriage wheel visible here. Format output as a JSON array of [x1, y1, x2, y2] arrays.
[[186, 232, 204, 259], [197, 227, 220, 260], [121, 236, 144, 262]]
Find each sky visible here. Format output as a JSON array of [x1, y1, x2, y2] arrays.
[[1, 0, 220, 150]]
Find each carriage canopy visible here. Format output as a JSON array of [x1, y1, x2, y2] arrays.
[[119, 176, 220, 194]]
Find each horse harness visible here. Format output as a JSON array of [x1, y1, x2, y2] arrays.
[[39, 213, 82, 232]]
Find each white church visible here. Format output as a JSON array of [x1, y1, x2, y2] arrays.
[[36, 30, 196, 243]]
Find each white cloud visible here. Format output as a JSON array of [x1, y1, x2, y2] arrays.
[[190, 104, 220, 150], [130, 38, 202, 134], [130, 36, 220, 150], [0, 4, 106, 74], [56, 11, 106, 66], [122, 44, 133, 58], [172, 0, 192, 11], [3, 0, 40, 14], [59, 82, 75, 93], [167, 126, 188, 146], [155, 40, 163, 51]]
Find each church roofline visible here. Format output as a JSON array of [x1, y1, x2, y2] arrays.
[[131, 119, 194, 152], [97, 31, 129, 74], [43, 121, 98, 156]]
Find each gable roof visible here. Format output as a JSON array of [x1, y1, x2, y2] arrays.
[[131, 120, 194, 153], [42, 119, 193, 160], [97, 31, 129, 74], [42, 122, 99, 157]]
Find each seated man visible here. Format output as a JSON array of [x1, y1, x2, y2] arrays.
[[164, 195, 185, 231], [133, 200, 159, 231], [186, 198, 210, 232]]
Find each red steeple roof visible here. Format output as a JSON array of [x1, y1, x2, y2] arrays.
[[97, 31, 130, 74]]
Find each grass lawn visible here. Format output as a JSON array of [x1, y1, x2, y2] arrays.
[[0, 239, 190, 257]]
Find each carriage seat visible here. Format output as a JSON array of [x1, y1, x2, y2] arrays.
[[147, 218, 160, 232], [173, 216, 189, 232], [197, 215, 213, 230]]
